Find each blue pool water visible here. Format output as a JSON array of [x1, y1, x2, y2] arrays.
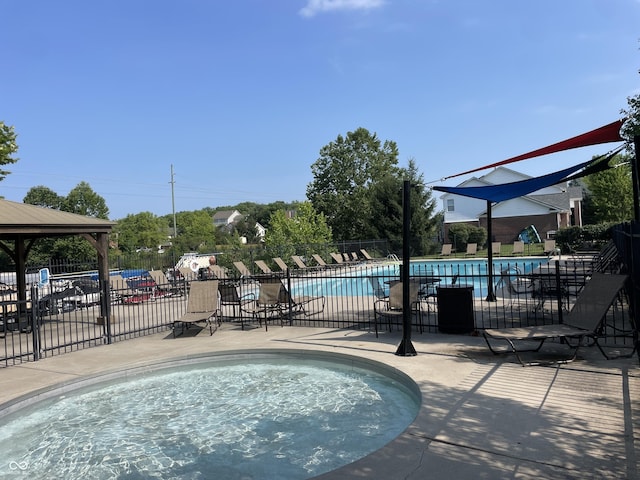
[[291, 257, 548, 298], [0, 354, 420, 479]]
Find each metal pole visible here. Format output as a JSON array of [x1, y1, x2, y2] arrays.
[[170, 164, 178, 238], [633, 136, 640, 222], [485, 201, 496, 301], [396, 180, 417, 356]]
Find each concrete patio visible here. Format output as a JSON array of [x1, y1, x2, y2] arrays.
[[0, 324, 639, 479]]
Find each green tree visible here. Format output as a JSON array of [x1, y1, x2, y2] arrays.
[[64, 181, 109, 219], [265, 202, 332, 259], [582, 154, 633, 223], [172, 210, 216, 253], [307, 128, 400, 240], [0, 121, 19, 181], [113, 212, 169, 253], [22, 183, 110, 264], [23, 185, 63, 209], [621, 92, 640, 149]]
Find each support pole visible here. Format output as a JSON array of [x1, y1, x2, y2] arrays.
[[485, 201, 496, 301], [396, 180, 417, 356]]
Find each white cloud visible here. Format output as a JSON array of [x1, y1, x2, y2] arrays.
[[299, 0, 385, 18]]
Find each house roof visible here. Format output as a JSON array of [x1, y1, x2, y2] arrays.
[[0, 198, 115, 239], [213, 210, 240, 221]]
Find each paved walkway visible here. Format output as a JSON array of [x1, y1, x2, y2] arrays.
[[1, 324, 639, 479]]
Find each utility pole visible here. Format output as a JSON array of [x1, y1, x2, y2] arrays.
[[170, 165, 177, 239]]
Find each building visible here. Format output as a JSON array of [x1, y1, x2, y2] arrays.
[[440, 166, 583, 243], [213, 210, 243, 229]]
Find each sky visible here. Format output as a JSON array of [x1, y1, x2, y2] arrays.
[[2, 0, 639, 220]]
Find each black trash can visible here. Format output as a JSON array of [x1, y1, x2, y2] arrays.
[[437, 284, 475, 334]]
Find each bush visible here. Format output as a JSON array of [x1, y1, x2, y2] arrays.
[[468, 226, 488, 248], [448, 223, 470, 251], [555, 223, 614, 253]]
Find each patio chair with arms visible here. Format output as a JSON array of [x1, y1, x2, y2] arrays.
[[218, 282, 256, 330], [373, 281, 422, 337]]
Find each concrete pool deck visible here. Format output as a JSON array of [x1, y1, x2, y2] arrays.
[[1, 325, 639, 479]]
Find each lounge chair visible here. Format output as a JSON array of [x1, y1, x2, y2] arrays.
[[276, 281, 325, 317], [173, 280, 219, 336], [111, 275, 151, 304], [360, 249, 381, 262], [312, 254, 334, 269], [492, 242, 502, 257], [440, 244, 452, 257], [254, 260, 273, 274], [368, 276, 389, 300], [218, 282, 256, 329], [330, 252, 345, 265], [233, 261, 253, 278], [483, 273, 629, 365], [148, 270, 180, 298], [272, 257, 289, 272], [178, 267, 198, 282], [207, 265, 230, 280], [373, 281, 422, 337], [544, 239, 557, 255], [291, 255, 321, 270], [465, 243, 477, 256], [512, 241, 525, 256], [496, 267, 533, 309]]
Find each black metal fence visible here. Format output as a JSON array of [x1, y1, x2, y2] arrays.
[[1, 248, 635, 367]]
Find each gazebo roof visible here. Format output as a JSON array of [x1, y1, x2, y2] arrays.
[[0, 199, 115, 239]]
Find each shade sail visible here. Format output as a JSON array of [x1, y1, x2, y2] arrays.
[[433, 148, 621, 203], [443, 119, 624, 181]]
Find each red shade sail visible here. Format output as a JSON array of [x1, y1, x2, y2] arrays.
[[443, 119, 624, 181]]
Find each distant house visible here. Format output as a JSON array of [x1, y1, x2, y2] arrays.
[[213, 210, 243, 229], [255, 222, 266, 241], [440, 166, 584, 243]]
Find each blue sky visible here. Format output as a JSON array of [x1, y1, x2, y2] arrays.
[[2, 0, 639, 220]]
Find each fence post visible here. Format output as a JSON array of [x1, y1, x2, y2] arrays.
[[30, 284, 40, 361]]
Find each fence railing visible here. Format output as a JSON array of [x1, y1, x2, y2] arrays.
[[1, 255, 635, 367]]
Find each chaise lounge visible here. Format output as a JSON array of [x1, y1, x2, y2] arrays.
[[483, 273, 630, 365]]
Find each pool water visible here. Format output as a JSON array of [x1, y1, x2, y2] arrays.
[[292, 257, 548, 298], [0, 355, 420, 479]]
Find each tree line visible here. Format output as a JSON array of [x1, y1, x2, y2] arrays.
[[1, 87, 640, 270]]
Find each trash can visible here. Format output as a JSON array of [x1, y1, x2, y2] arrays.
[[437, 284, 475, 334]]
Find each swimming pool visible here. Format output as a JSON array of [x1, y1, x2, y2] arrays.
[[0, 352, 420, 479], [291, 257, 549, 298]]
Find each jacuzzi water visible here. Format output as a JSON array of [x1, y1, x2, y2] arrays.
[[0, 354, 420, 479]]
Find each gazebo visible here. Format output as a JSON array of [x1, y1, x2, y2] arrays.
[[0, 199, 115, 326]]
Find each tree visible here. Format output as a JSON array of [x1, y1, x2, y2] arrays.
[[365, 161, 441, 256], [0, 121, 18, 181], [113, 212, 169, 253], [64, 181, 109, 219], [307, 128, 400, 240], [621, 92, 640, 150], [172, 210, 216, 253], [21, 182, 110, 264], [265, 202, 332, 259], [582, 154, 634, 223], [23, 186, 63, 209]]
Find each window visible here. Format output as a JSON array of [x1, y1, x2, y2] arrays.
[[446, 199, 455, 212]]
